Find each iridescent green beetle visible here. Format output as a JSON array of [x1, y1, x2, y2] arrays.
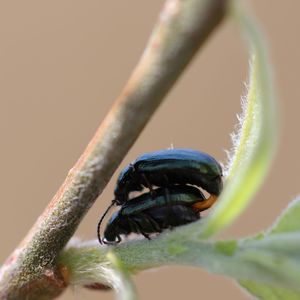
[[114, 148, 223, 204], [100, 185, 206, 244], [98, 148, 223, 244]]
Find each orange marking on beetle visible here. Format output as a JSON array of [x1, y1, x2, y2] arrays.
[[192, 194, 218, 213]]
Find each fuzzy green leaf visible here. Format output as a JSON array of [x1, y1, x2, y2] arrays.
[[60, 231, 300, 294], [239, 281, 300, 300], [238, 197, 300, 300], [199, 0, 277, 238], [268, 196, 300, 235]]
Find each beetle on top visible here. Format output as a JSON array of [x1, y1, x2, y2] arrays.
[[115, 148, 223, 204]]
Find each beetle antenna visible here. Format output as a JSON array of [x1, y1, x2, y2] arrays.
[[97, 200, 116, 245]]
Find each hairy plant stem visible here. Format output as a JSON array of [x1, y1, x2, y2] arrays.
[[0, 0, 228, 299]]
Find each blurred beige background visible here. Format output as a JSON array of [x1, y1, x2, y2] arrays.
[[0, 1, 299, 299]]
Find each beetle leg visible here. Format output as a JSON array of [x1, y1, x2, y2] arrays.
[[127, 217, 150, 239], [163, 174, 170, 186], [162, 174, 174, 221], [162, 183, 174, 228], [141, 173, 155, 197], [164, 187, 171, 203], [140, 231, 151, 240], [127, 217, 140, 234], [129, 215, 152, 240], [192, 194, 218, 212], [116, 235, 121, 243], [139, 212, 162, 233], [138, 227, 151, 240], [133, 218, 151, 240]]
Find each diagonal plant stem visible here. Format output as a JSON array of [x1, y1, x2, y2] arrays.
[[0, 0, 228, 299]]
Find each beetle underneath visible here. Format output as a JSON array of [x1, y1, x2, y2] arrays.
[[99, 185, 208, 244]]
